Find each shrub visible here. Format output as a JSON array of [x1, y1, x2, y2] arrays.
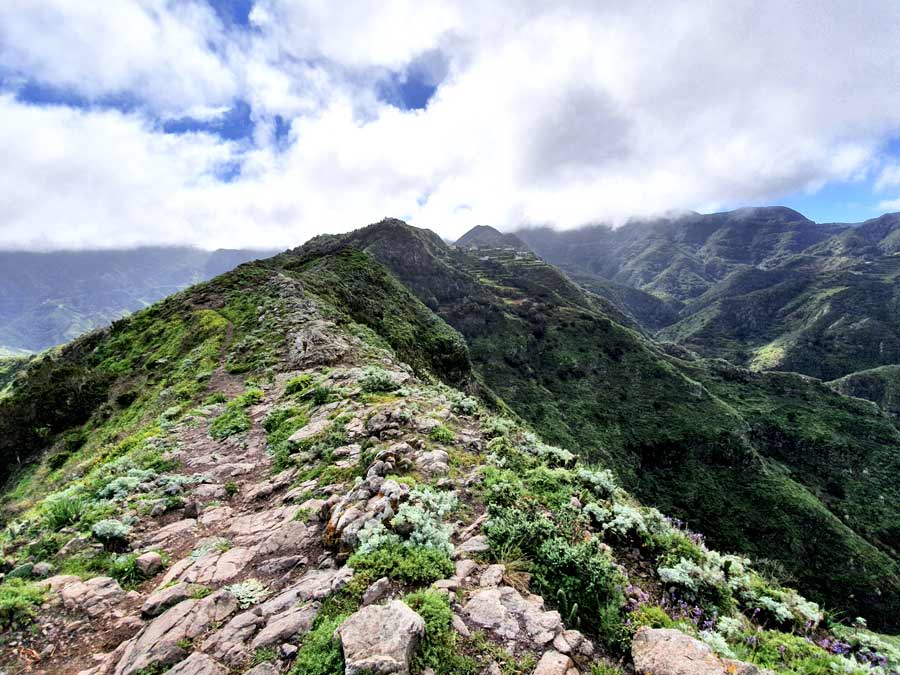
[[347, 545, 454, 584], [481, 416, 515, 438], [309, 385, 333, 406], [289, 613, 345, 675], [0, 578, 47, 629], [251, 647, 277, 666], [42, 494, 89, 530], [91, 519, 130, 549], [204, 392, 228, 404], [190, 537, 230, 560], [449, 394, 478, 416], [359, 366, 399, 393], [108, 553, 144, 589], [486, 503, 625, 644], [209, 406, 251, 440], [357, 487, 457, 556], [208, 388, 262, 440], [601, 504, 649, 543], [429, 424, 455, 443], [405, 590, 477, 674], [657, 554, 737, 613], [263, 406, 310, 470], [577, 467, 617, 499], [97, 468, 156, 500], [284, 373, 313, 396], [224, 480, 238, 497]]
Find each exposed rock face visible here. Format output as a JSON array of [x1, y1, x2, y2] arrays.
[[141, 582, 194, 617], [165, 651, 228, 675], [110, 590, 237, 675], [60, 576, 126, 619], [632, 628, 776, 675], [336, 600, 425, 675]]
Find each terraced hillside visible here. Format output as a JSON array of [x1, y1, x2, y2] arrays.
[[0, 222, 898, 675]]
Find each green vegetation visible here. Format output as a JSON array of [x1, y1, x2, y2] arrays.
[[209, 388, 263, 440], [0, 578, 46, 629], [405, 589, 477, 674], [346, 545, 454, 584]]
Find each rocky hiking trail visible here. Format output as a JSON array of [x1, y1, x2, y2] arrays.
[[1, 297, 795, 675], [4, 355, 777, 675], [1, 350, 601, 675]]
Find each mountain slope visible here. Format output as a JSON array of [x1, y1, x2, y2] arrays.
[[0, 247, 277, 353], [275, 220, 900, 629], [519, 207, 900, 382], [828, 365, 900, 417], [1, 222, 897, 675], [518, 207, 844, 304]]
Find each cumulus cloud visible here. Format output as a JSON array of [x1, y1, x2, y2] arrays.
[[0, 0, 237, 114], [3, 0, 900, 249]]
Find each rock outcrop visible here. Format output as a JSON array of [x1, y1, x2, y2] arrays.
[[632, 628, 776, 675], [336, 600, 425, 675]]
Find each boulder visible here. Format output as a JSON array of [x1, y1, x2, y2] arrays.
[[533, 651, 576, 675], [463, 586, 562, 645], [455, 535, 489, 557], [202, 610, 266, 665], [61, 576, 126, 619], [245, 664, 279, 675], [336, 600, 425, 675], [632, 628, 776, 675], [479, 564, 505, 587], [135, 552, 164, 576], [32, 561, 55, 578]]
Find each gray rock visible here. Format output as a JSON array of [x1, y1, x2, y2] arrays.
[[135, 552, 164, 576], [61, 576, 126, 619], [245, 663, 279, 675], [202, 609, 266, 665], [455, 535, 489, 557], [250, 603, 318, 649], [632, 627, 776, 675], [451, 613, 470, 637], [533, 650, 575, 675], [141, 582, 193, 617], [362, 577, 391, 606], [337, 600, 425, 675], [111, 590, 237, 675], [32, 561, 55, 578], [463, 586, 562, 645], [166, 652, 227, 675], [479, 564, 505, 587]]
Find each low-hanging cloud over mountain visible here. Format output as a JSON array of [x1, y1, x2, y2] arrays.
[[3, 0, 900, 249]]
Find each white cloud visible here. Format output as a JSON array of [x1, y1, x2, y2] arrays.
[[0, 0, 237, 114], [4, 0, 900, 249]]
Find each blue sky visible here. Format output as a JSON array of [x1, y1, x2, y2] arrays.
[[2, 1, 900, 249]]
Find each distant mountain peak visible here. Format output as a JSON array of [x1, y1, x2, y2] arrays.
[[455, 225, 530, 251]]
